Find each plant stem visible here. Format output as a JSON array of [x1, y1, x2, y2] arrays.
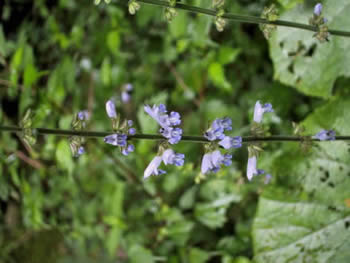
[[1, 125, 349, 143], [136, 0, 350, 38]]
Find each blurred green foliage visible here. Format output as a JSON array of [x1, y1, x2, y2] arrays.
[[0, 0, 350, 262]]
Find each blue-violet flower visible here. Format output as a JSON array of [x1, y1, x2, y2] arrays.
[[144, 149, 185, 179], [253, 101, 273, 123], [219, 136, 242, 149], [144, 104, 182, 144], [121, 83, 133, 103], [106, 100, 117, 118], [314, 3, 322, 16], [201, 150, 232, 174], [313, 129, 336, 141]]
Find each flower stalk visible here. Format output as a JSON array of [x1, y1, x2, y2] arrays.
[[1, 125, 349, 142], [135, 0, 350, 38]]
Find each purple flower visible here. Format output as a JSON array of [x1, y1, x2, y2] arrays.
[[144, 104, 182, 144], [122, 144, 135, 156], [121, 92, 130, 103], [144, 149, 184, 179], [144, 104, 168, 128], [204, 117, 234, 141], [169, 112, 181, 126], [253, 101, 273, 123], [313, 129, 336, 141], [75, 146, 85, 157], [264, 174, 272, 184], [201, 153, 215, 174], [162, 127, 182, 145], [104, 133, 127, 147], [106, 100, 117, 118], [219, 136, 242, 149], [128, 128, 136, 135], [121, 84, 133, 103], [78, 110, 90, 121], [144, 156, 166, 179], [247, 156, 258, 181], [314, 3, 322, 16], [246, 155, 268, 181], [162, 149, 185, 166], [201, 150, 232, 174]]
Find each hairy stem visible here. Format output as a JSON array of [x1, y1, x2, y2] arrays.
[[1, 126, 349, 143], [136, 0, 350, 38]]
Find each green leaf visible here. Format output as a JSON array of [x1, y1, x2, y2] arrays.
[[107, 30, 120, 55], [208, 62, 231, 91], [253, 198, 350, 263], [101, 57, 112, 86], [269, 1, 350, 98], [23, 63, 38, 87], [56, 140, 74, 174], [253, 97, 350, 262], [128, 245, 154, 263], [189, 248, 210, 263], [167, 220, 194, 246], [218, 46, 241, 65]]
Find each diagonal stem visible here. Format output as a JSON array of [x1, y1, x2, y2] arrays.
[[136, 0, 350, 38]]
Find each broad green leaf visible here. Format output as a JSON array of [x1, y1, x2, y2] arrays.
[[269, 1, 350, 98], [253, 97, 350, 262], [253, 198, 350, 263]]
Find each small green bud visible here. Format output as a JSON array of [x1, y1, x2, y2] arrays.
[[215, 9, 226, 32], [260, 4, 279, 39], [164, 7, 177, 22], [215, 17, 226, 32], [20, 109, 36, 146], [314, 25, 330, 43]]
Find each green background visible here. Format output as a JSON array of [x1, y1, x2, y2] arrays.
[[0, 0, 349, 262]]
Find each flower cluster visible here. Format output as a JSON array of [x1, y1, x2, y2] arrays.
[[313, 129, 335, 141], [69, 110, 90, 157], [104, 99, 136, 156], [201, 150, 232, 174], [144, 149, 185, 179], [247, 101, 273, 182], [144, 104, 182, 144], [201, 118, 242, 175], [309, 3, 329, 42]]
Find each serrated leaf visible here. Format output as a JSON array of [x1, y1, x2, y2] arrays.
[[269, 2, 350, 98]]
